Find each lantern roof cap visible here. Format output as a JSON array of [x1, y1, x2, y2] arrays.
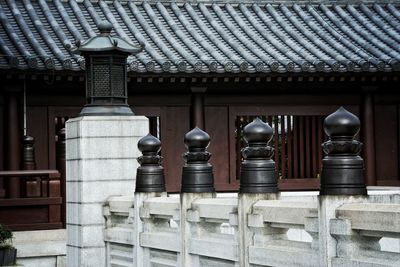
[[77, 20, 144, 54]]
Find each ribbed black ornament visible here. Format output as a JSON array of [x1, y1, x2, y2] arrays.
[[181, 127, 215, 193], [320, 107, 367, 195], [239, 118, 278, 193], [22, 135, 36, 170], [135, 134, 165, 192]]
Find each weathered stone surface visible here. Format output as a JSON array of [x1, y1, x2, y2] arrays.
[[13, 230, 66, 267], [249, 240, 318, 267], [18, 257, 57, 267], [66, 137, 140, 160], [100, 191, 400, 267], [141, 196, 180, 219], [239, 193, 279, 267], [188, 238, 238, 262], [66, 116, 148, 267], [67, 203, 104, 225], [319, 195, 368, 267], [107, 195, 135, 214], [67, 180, 135, 203], [13, 230, 66, 258], [66, 158, 138, 181], [336, 203, 400, 233], [252, 200, 317, 225], [66, 116, 148, 139], [191, 197, 237, 220]]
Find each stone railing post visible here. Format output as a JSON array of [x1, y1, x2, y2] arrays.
[[238, 118, 279, 267], [318, 107, 368, 267], [66, 115, 148, 267], [134, 134, 166, 267], [66, 21, 145, 267], [180, 127, 215, 267]]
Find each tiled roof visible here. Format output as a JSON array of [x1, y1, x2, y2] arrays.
[[0, 0, 399, 73]]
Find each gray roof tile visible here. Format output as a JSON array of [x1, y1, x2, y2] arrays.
[[0, 0, 399, 73]]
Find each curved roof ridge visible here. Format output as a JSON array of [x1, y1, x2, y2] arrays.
[[91, 0, 400, 5], [0, 0, 399, 73]]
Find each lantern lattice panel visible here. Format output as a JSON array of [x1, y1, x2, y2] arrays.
[[93, 65, 111, 96], [111, 65, 125, 97]]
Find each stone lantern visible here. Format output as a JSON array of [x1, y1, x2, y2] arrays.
[[76, 20, 143, 116]]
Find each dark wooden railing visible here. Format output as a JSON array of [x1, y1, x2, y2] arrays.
[[0, 170, 62, 231]]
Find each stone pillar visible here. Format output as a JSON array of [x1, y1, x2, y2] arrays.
[[180, 127, 215, 267], [318, 107, 368, 267], [66, 115, 148, 267], [134, 134, 166, 267], [238, 118, 279, 267], [66, 20, 145, 267]]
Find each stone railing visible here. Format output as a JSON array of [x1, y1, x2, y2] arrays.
[[103, 196, 135, 267], [186, 197, 239, 265], [248, 200, 318, 267], [332, 202, 400, 266], [139, 196, 180, 266], [103, 192, 400, 267], [67, 107, 400, 267]]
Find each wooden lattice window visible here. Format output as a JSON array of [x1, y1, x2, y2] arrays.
[[235, 115, 326, 181]]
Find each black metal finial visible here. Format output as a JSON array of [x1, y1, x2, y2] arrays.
[[136, 134, 165, 192], [239, 118, 278, 193], [320, 107, 367, 196], [184, 127, 210, 152], [22, 135, 36, 170], [181, 127, 215, 193], [324, 106, 360, 139]]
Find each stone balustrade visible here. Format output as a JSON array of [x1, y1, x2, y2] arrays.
[[140, 196, 180, 257], [67, 107, 400, 267], [331, 202, 400, 266], [248, 200, 318, 267], [103, 193, 400, 267], [186, 198, 239, 265]]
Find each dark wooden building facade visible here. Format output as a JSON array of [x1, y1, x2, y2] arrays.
[[1, 0, 400, 229]]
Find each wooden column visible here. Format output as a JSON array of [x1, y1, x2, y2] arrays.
[[56, 128, 66, 226], [5, 87, 22, 198], [0, 90, 4, 198], [190, 87, 206, 130], [362, 92, 376, 186]]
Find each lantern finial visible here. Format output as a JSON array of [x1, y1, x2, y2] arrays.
[[98, 21, 112, 35]]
